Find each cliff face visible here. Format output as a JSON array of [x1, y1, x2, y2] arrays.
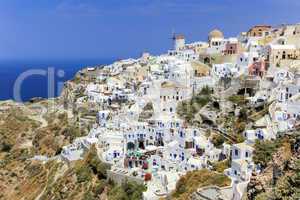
[[0, 100, 95, 200], [0, 99, 84, 199], [60, 68, 94, 110], [247, 134, 300, 200], [60, 81, 78, 109]]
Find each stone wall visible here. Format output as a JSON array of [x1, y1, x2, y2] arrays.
[[107, 169, 144, 185]]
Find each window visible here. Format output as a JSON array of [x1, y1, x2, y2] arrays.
[[234, 149, 239, 156], [245, 152, 249, 158], [180, 131, 183, 137], [282, 51, 286, 59], [153, 159, 157, 166]]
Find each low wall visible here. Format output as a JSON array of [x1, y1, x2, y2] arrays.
[[107, 169, 144, 185]]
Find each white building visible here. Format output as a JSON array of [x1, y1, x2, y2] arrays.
[[207, 29, 225, 54], [225, 143, 254, 182], [174, 34, 185, 51], [212, 63, 238, 80], [244, 128, 276, 144]]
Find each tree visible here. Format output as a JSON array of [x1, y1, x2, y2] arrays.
[[211, 134, 226, 148], [86, 145, 110, 179], [108, 181, 146, 200], [76, 165, 92, 183], [253, 140, 281, 168]]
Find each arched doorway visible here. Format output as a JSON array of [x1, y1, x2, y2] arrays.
[[127, 142, 135, 150], [138, 140, 145, 149]]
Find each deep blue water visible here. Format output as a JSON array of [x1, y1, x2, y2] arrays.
[[0, 59, 114, 102]]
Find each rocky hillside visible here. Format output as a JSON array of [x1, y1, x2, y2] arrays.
[[0, 99, 81, 199], [0, 99, 146, 200], [246, 133, 300, 200], [171, 169, 231, 200]]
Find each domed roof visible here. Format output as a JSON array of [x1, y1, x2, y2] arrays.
[[208, 29, 224, 40]]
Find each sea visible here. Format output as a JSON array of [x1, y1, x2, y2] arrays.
[[0, 59, 114, 102]]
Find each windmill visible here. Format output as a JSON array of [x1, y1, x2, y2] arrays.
[[169, 29, 176, 41], [169, 29, 185, 51], [169, 29, 177, 50]]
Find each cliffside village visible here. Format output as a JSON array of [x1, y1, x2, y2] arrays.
[[57, 23, 300, 199]]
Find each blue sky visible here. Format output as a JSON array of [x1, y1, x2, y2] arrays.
[[0, 0, 300, 61]]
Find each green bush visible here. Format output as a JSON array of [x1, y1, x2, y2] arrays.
[[76, 166, 92, 183], [83, 191, 96, 200], [253, 139, 282, 168], [86, 145, 110, 179], [177, 87, 213, 122], [212, 159, 230, 173], [93, 180, 106, 196], [228, 95, 247, 106], [238, 108, 248, 121], [173, 169, 231, 199], [211, 134, 226, 148], [108, 181, 146, 200], [199, 86, 213, 95], [235, 133, 245, 143]]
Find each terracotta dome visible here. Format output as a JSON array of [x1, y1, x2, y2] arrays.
[[208, 29, 224, 40]]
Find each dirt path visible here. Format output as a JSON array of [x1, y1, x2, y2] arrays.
[[34, 162, 68, 200], [26, 104, 48, 128], [34, 166, 49, 200]]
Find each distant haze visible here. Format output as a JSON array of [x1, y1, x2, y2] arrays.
[[0, 0, 299, 60]]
